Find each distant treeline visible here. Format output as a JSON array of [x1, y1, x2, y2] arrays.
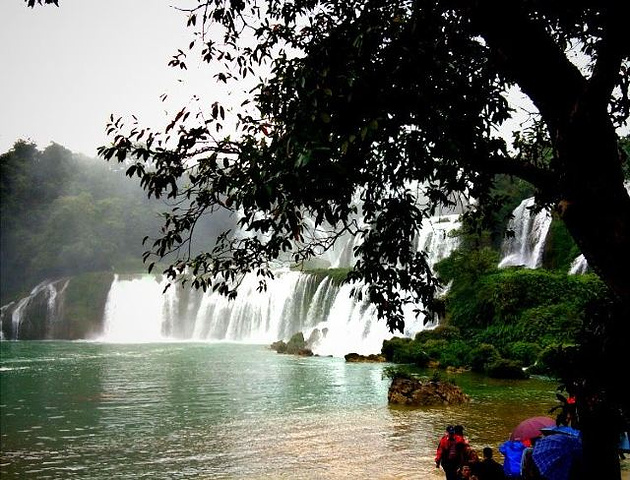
[[0, 141, 232, 304]]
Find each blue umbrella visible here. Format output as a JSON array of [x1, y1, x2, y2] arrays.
[[532, 433, 582, 480], [539, 425, 581, 437]]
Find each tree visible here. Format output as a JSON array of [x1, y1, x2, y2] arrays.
[[29, 0, 630, 477]]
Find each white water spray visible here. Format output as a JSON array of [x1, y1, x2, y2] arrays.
[[498, 197, 552, 269], [94, 213, 461, 355]]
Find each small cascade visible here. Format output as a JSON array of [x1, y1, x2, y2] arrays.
[[416, 214, 461, 267], [323, 213, 461, 269], [498, 197, 552, 269], [1, 280, 68, 340], [569, 254, 589, 275]]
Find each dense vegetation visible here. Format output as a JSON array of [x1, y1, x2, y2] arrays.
[[382, 263, 610, 380], [0, 141, 234, 304], [374, 171, 610, 379], [0, 141, 157, 303]]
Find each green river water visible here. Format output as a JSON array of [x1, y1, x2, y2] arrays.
[[1, 342, 628, 479]]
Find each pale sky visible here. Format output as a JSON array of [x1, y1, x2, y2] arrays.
[[1, 3, 625, 159], [0, 1, 217, 158]]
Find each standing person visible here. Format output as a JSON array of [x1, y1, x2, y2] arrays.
[[436, 425, 467, 480], [465, 447, 481, 477], [476, 447, 506, 480], [499, 439, 526, 479], [520, 437, 543, 479]]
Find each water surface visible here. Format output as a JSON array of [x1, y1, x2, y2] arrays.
[[1, 342, 628, 479]]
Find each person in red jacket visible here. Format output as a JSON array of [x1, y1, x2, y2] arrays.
[[436, 425, 467, 480]]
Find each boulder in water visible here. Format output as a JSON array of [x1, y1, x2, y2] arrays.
[[388, 376, 470, 406], [344, 352, 386, 362]]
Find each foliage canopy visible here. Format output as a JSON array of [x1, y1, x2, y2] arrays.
[[93, 1, 630, 336]]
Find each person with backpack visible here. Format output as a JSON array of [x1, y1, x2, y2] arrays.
[[476, 447, 506, 480], [436, 425, 467, 480]]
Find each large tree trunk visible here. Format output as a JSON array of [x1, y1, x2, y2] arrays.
[[468, 3, 630, 479], [557, 119, 630, 480]]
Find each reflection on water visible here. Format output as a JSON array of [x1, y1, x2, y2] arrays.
[[1, 342, 628, 479]]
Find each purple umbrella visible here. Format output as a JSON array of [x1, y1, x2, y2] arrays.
[[532, 433, 582, 480], [509, 416, 556, 443]]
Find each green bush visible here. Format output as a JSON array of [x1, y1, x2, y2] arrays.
[[414, 325, 461, 343], [436, 340, 473, 368], [381, 336, 413, 361], [506, 342, 542, 367], [418, 339, 449, 359], [435, 247, 500, 328], [391, 343, 430, 366], [468, 343, 501, 373], [518, 303, 582, 346], [486, 358, 529, 379], [542, 218, 581, 272], [530, 343, 579, 377], [472, 324, 522, 352]]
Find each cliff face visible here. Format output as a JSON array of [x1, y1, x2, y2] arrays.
[[388, 376, 470, 406]]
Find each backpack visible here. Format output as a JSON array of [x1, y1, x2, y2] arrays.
[[447, 438, 459, 461]]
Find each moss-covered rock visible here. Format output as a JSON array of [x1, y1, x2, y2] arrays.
[[344, 352, 386, 362], [55, 272, 114, 339], [270, 332, 313, 356], [388, 376, 470, 406]]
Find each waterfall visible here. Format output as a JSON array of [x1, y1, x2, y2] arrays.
[[95, 270, 437, 356], [5, 280, 67, 340], [93, 213, 461, 354], [498, 197, 552, 269], [3, 212, 461, 354], [569, 254, 589, 275], [100, 275, 171, 342], [416, 214, 461, 268]]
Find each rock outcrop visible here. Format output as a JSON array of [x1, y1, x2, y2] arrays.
[[388, 376, 470, 406]]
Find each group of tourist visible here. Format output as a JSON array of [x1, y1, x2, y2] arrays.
[[435, 425, 506, 480]]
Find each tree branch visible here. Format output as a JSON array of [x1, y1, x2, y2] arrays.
[[583, 5, 629, 111], [475, 153, 556, 192], [468, 0, 587, 137]]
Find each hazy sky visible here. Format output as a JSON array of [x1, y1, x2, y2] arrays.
[[0, 1, 215, 157], [2, 3, 625, 159]]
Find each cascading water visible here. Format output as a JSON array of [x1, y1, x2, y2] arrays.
[[2, 212, 461, 354], [1, 279, 69, 340], [498, 197, 552, 269], [100, 275, 171, 342], [569, 254, 589, 275], [94, 214, 462, 355]]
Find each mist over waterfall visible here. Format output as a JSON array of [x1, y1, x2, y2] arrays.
[[97, 214, 462, 356], [1, 214, 461, 354]]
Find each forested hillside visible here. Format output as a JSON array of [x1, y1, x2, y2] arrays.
[[0, 141, 233, 304]]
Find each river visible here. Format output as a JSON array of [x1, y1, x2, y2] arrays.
[[1, 341, 628, 479]]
